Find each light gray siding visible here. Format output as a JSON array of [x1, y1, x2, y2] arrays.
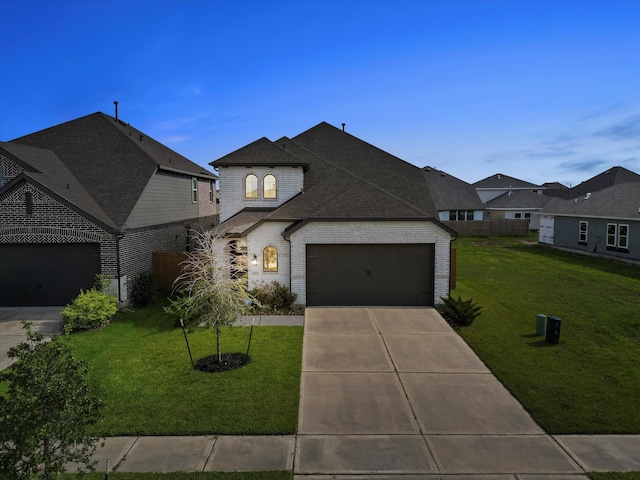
[[219, 166, 304, 222], [124, 172, 202, 229]]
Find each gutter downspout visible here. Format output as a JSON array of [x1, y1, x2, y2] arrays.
[[115, 233, 124, 303]]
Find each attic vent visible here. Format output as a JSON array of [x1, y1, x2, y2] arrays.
[[139, 134, 143, 141], [585, 192, 591, 199], [498, 174, 502, 179]]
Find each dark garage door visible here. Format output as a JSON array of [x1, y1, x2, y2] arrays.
[[306, 244, 435, 306], [0, 243, 101, 306]]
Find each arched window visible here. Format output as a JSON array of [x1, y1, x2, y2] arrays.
[[263, 174, 277, 199], [263, 245, 278, 272], [244, 174, 258, 199]]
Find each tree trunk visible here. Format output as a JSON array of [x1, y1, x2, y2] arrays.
[[216, 325, 221, 363]]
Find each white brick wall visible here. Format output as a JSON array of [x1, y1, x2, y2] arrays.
[[288, 220, 452, 306], [218, 166, 304, 221], [246, 221, 293, 290]]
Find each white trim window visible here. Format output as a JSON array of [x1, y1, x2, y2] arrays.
[[263, 245, 278, 272], [209, 180, 214, 202], [191, 177, 198, 203], [244, 174, 258, 199], [263, 174, 277, 199], [607, 223, 617, 248], [618, 224, 629, 249], [579, 221, 588, 244], [607, 223, 630, 250], [449, 210, 474, 221]]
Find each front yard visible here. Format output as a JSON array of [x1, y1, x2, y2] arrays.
[[452, 235, 640, 434], [66, 303, 303, 436]]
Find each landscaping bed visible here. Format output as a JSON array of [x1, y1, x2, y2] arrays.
[[452, 235, 640, 434]]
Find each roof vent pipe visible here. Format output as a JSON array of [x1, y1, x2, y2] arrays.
[[342, 123, 346, 132], [114, 101, 119, 120]]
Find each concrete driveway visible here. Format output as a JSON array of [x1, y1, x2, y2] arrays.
[[0, 307, 64, 370], [296, 307, 584, 476]]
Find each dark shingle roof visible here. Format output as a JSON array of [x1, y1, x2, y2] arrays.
[[473, 173, 540, 189], [546, 166, 640, 199], [212, 137, 309, 169], [542, 182, 640, 220], [213, 122, 445, 235], [0, 142, 116, 229], [422, 166, 483, 211], [9, 112, 216, 228], [485, 189, 553, 209], [290, 122, 437, 217]]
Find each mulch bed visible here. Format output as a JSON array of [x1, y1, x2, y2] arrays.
[[194, 353, 250, 373]]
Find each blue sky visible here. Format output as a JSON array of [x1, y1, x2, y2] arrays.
[[1, 0, 638, 187]]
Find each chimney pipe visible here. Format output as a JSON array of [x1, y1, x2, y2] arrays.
[[114, 101, 119, 120], [342, 123, 346, 132]]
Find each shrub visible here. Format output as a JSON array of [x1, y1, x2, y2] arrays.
[[437, 295, 483, 327], [249, 281, 297, 314], [62, 289, 118, 333], [131, 270, 157, 306]]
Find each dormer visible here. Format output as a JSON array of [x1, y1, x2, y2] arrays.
[[211, 137, 309, 222]]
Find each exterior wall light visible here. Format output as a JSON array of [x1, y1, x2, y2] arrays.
[[251, 254, 258, 266]]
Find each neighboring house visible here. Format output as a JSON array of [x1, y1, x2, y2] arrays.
[[422, 166, 484, 222], [211, 122, 457, 307], [484, 190, 553, 230], [0, 112, 218, 306], [544, 166, 640, 200], [473, 173, 547, 230], [537, 182, 640, 264], [473, 173, 545, 203]]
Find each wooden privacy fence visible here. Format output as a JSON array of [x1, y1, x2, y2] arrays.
[[444, 219, 530, 237], [153, 252, 188, 294]]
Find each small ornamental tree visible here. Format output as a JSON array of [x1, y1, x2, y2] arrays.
[[165, 229, 255, 364], [0, 323, 103, 480]]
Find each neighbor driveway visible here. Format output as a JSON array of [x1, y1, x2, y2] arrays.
[[0, 307, 64, 370]]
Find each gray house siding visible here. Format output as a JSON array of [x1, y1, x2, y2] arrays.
[[552, 216, 640, 262], [124, 171, 212, 229]]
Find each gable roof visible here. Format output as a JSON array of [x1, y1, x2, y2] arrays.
[[8, 112, 216, 228], [212, 122, 450, 235], [0, 142, 116, 229], [545, 166, 640, 200], [473, 173, 540, 189], [542, 182, 640, 220], [422, 166, 483, 211], [212, 137, 309, 170], [485, 189, 553, 210]]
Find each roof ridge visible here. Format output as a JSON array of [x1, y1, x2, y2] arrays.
[[285, 137, 431, 217]]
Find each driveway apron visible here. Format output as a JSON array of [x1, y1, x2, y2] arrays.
[[295, 307, 584, 476], [0, 307, 64, 370]]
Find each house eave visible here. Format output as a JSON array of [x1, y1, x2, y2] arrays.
[[282, 217, 457, 240], [536, 212, 640, 222], [157, 164, 218, 179]]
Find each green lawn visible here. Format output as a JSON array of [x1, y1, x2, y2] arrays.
[[66, 302, 303, 436], [452, 235, 640, 434]]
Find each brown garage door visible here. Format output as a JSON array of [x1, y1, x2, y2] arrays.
[[306, 244, 435, 306], [0, 243, 101, 306]]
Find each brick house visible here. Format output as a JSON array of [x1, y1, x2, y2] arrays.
[[211, 122, 456, 307], [0, 112, 218, 306]]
